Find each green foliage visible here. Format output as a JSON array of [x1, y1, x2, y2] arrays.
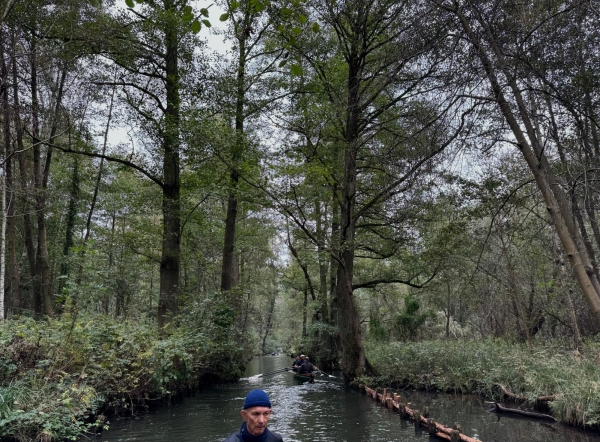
[[393, 295, 430, 341], [0, 312, 244, 441], [366, 339, 600, 427], [0, 379, 99, 441], [368, 317, 388, 342]]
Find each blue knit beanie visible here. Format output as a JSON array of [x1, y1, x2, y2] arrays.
[[243, 389, 272, 409]]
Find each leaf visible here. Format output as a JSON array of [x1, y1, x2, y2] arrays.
[[298, 14, 307, 24], [200, 8, 208, 17], [191, 20, 201, 34], [290, 64, 302, 76], [125, 0, 134, 8], [278, 60, 287, 67], [202, 19, 211, 28], [311, 22, 320, 33], [182, 5, 193, 22], [231, 0, 240, 10], [292, 27, 302, 35], [219, 13, 230, 21]]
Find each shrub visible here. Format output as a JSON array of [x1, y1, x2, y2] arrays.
[[0, 310, 245, 441]]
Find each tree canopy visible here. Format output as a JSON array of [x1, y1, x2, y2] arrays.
[[0, 0, 599, 382]]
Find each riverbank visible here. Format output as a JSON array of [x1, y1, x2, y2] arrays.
[[363, 339, 600, 429], [0, 313, 244, 441]]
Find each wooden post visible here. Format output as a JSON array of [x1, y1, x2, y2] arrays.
[[422, 406, 429, 418], [450, 430, 460, 442], [413, 411, 421, 427], [399, 403, 407, 418], [427, 418, 437, 435], [386, 397, 393, 409]]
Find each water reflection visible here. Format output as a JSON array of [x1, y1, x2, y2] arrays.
[[95, 355, 600, 442]]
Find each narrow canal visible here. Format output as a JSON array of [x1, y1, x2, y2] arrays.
[[97, 355, 600, 442]]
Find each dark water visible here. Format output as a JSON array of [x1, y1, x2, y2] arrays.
[[96, 355, 600, 442]]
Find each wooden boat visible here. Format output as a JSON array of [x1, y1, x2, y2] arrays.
[[294, 372, 316, 383]]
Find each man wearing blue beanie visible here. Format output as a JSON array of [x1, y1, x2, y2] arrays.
[[223, 389, 283, 442]]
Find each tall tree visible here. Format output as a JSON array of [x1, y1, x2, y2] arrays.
[[267, 0, 467, 381], [55, 0, 211, 325], [216, 0, 286, 309], [434, 0, 600, 327]]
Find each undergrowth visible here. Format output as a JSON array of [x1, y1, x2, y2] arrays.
[[365, 339, 600, 428], [0, 307, 245, 441]]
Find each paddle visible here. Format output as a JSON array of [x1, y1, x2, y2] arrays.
[[316, 369, 336, 378], [259, 368, 294, 378], [249, 367, 292, 379]]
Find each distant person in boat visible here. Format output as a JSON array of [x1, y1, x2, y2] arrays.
[[291, 355, 304, 372], [298, 356, 318, 374], [222, 389, 283, 442]]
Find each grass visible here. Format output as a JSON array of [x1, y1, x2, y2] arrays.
[[364, 338, 600, 428]]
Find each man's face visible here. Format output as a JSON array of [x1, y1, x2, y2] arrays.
[[241, 406, 272, 436]]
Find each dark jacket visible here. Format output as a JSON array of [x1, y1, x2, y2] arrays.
[[223, 424, 283, 442], [298, 360, 316, 374]]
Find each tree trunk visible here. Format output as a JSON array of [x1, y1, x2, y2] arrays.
[[445, 281, 451, 338], [316, 201, 329, 322], [302, 288, 308, 338], [0, 162, 5, 320], [1, 29, 18, 314], [157, 2, 181, 326], [58, 157, 79, 297], [261, 295, 275, 353], [11, 27, 36, 313], [329, 187, 339, 325], [116, 246, 125, 318], [29, 35, 54, 316], [221, 192, 238, 293], [220, 12, 250, 298], [335, 41, 368, 381], [104, 210, 116, 315]]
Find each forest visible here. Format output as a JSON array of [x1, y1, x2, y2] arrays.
[[2, 0, 600, 440]]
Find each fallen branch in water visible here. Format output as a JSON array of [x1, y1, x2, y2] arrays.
[[487, 401, 557, 422]]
